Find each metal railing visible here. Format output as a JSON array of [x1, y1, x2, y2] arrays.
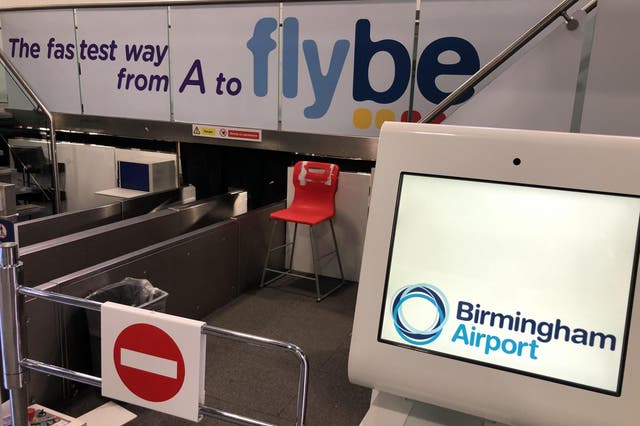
[[420, 0, 588, 124], [0, 51, 62, 214], [0, 242, 309, 426]]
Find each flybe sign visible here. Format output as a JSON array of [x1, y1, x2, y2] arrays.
[[0, 1, 560, 136]]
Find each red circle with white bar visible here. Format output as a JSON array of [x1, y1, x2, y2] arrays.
[[113, 323, 185, 402]]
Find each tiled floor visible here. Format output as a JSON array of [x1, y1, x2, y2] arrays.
[[61, 281, 371, 425]]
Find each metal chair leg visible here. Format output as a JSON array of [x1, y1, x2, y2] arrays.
[[309, 225, 323, 302], [288, 223, 298, 272], [260, 220, 277, 288], [329, 219, 345, 282], [261, 219, 344, 302]]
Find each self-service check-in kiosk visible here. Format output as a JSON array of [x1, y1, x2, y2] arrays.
[[349, 122, 640, 425]]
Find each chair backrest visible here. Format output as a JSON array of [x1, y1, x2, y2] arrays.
[[291, 161, 340, 216]]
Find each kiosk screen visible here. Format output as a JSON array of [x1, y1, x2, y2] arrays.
[[379, 172, 640, 395]]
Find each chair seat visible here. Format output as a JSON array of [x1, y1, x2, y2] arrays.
[[270, 205, 334, 225]]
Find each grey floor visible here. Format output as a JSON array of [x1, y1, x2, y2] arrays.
[[61, 281, 371, 425]]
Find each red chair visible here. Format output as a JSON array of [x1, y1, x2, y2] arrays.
[[260, 161, 345, 301]]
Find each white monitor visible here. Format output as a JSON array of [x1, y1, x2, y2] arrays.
[[349, 122, 640, 425]]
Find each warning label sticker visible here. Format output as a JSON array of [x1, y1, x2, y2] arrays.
[[191, 124, 261, 142]]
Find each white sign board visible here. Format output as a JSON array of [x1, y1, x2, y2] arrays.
[[101, 302, 205, 421], [76, 7, 171, 121], [0, 2, 596, 137]]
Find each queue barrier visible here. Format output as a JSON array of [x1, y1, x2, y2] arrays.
[[0, 242, 309, 426]]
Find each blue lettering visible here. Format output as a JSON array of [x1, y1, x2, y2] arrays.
[[484, 335, 501, 355], [216, 73, 226, 95], [125, 44, 145, 62], [47, 37, 75, 60], [352, 19, 410, 104], [589, 331, 616, 351], [302, 39, 350, 119], [227, 77, 242, 96], [501, 339, 517, 355], [179, 59, 206, 94], [451, 323, 469, 344], [9, 38, 40, 58], [282, 17, 300, 99], [416, 37, 480, 105], [247, 17, 277, 97], [124, 44, 167, 67], [456, 301, 474, 321], [529, 340, 539, 359]]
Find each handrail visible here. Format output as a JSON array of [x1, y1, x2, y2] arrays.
[[420, 0, 582, 124], [584, 0, 598, 14], [19, 286, 102, 311], [202, 325, 309, 426], [0, 50, 62, 214], [16, 281, 309, 425]]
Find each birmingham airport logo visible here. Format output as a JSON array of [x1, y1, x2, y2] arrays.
[[391, 284, 449, 345]]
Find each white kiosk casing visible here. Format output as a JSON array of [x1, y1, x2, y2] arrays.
[[349, 122, 640, 426]]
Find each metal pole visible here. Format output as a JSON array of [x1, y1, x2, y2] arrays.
[[0, 50, 61, 214], [20, 358, 101, 388], [0, 243, 28, 426], [420, 0, 580, 123]]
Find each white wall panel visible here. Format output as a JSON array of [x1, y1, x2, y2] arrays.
[[286, 168, 371, 282], [57, 142, 118, 211], [581, 0, 640, 137], [414, 0, 560, 122], [76, 7, 171, 120], [1, 1, 169, 9], [445, 11, 588, 132], [170, 4, 279, 129], [0, 10, 81, 113]]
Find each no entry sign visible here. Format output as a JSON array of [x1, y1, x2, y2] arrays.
[[113, 323, 185, 402], [101, 302, 205, 421]]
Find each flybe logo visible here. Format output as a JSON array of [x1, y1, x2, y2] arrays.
[[246, 18, 480, 125]]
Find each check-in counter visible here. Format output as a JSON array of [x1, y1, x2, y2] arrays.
[[19, 191, 246, 286], [16, 188, 181, 247]]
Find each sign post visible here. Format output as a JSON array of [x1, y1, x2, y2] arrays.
[[101, 302, 206, 421]]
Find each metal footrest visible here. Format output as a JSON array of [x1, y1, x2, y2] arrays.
[[260, 219, 346, 302], [262, 267, 346, 302]]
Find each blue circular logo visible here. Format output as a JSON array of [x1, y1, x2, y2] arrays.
[[391, 284, 449, 345]]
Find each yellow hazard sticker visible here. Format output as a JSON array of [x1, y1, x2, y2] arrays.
[[192, 125, 217, 137], [191, 124, 262, 142]]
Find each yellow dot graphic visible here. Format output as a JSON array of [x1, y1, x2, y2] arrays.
[[353, 108, 372, 129], [375, 109, 395, 129]]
